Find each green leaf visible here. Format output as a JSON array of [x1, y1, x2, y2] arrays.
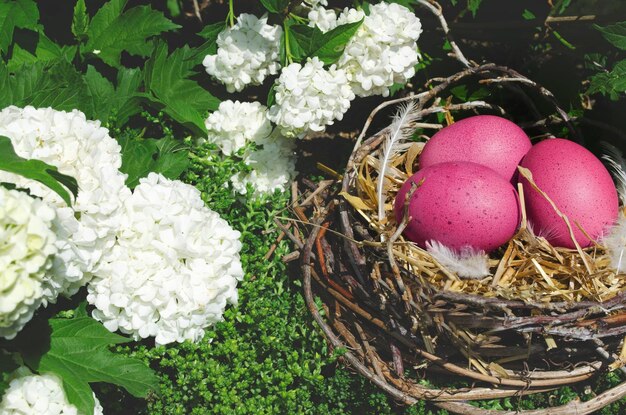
[[595, 22, 626, 50], [588, 59, 626, 100], [267, 83, 276, 107], [144, 42, 219, 134], [118, 135, 189, 188], [8, 31, 75, 71], [259, 0, 290, 14], [22, 317, 159, 415], [522, 9, 536, 20], [195, 21, 225, 58], [289, 19, 363, 65], [467, 0, 482, 17], [71, 0, 89, 40], [0, 136, 78, 206], [0, 0, 39, 53], [83, 66, 142, 127], [0, 351, 20, 397], [85, 2, 180, 67], [0, 61, 91, 112]]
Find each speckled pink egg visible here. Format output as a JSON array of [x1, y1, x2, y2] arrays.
[[420, 115, 532, 181], [394, 161, 520, 252], [519, 138, 618, 249]]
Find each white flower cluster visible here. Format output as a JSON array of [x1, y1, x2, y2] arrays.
[[0, 188, 58, 339], [205, 101, 272, 155], [203, 14, 282, 93], [0, 368, 103, 415], [0, 106, 244, 346], [231, 134, 297, 197], [0, 106, 130, 298], [204, 101, 297, 197], [310, 2, 423, 97], [87, 173, 244, 346], [268, 57, 354, 137]]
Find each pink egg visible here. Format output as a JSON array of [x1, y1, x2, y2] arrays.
[[519, 138, 619, 249], [419, 115, 532, 181], [394, 162, 520, 252]]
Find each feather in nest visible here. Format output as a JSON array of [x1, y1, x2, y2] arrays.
[[377, 101, 421, 221], [600, 141, 626, 272], [602, 210, 626, 273], [426, 240, 491, 279], [600, 141, 626, 205], [600, 141, 626, 273]]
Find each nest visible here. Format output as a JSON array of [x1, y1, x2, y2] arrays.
[[290, 63, 626, 415]]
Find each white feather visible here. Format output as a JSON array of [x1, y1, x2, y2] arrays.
[[601, 210, 626, 273], [426, 240, 491, 279], [377, 101, 420, 220], [600, 141, 626, 205]]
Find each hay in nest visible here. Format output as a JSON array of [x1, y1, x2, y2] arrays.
[[348, 139, 626, 305]]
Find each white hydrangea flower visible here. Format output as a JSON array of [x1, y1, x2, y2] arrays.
[[230, 133, 297, 197], [203, 14, 282, 93], [336, 2, 422, 97], [0, 368, 103, 415], [0, 106, 131, 298], [267, 57, 355, 137], [307, 6, 337, 32], [87, 173, 244, 346], [205, 100, 272, 155], [0, 188, 58, 339]]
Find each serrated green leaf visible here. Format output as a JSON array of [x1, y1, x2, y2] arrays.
[[0, 61, 91, 112], [0, 136, 78, 206], [588, 59, 626, 100], [71, 0, 89, 40], [194, 21, 225, 59], [595, 21, 626, 50], [118, 136, 189, 187], [8, 31, 75, 71], [259, 0, 290, 14], [289, 19, 363, 65], [0, 0, 39, 53], [83, 65, 142, 127], [87, 0, 126, 42], [84, 65, 115, 119], [23, 317, 159, 415], [86, 2, 179, 67], [144, 42, 219, 134]]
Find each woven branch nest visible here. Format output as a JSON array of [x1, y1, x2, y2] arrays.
[[296, 63, 626, 415]]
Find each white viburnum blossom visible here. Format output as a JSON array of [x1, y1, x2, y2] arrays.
[[0, 188, 58, 339], [0, 106, 131, 298], [0, 368, 103, 415], [307, 6, 337, 33], [87, 173, 244, 346], [336, 2, 422, 97], [205, 100, 272, 155], [267, 57, 355, 137], [230, 133, 297, 197], [203, 14, 282, 93]]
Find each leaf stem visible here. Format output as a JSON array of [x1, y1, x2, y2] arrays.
[[283, 22, 294, 65], [227, 0, 235, 27]]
